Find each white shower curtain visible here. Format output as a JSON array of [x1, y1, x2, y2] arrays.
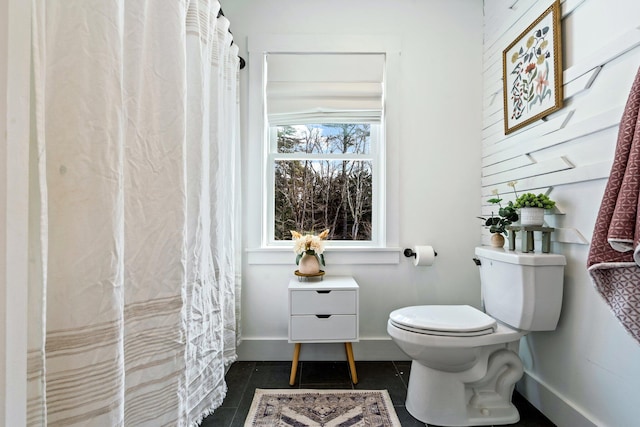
[[27, 1, 241, 425]]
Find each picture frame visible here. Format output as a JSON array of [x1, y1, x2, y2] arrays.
[[502, 0, 563, 135]]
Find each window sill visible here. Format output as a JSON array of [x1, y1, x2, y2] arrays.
[[246, 247, 402, 265]]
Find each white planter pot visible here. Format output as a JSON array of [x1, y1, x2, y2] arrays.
[[519, 207, 545, 226]]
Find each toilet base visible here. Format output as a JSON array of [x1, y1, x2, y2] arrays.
[[405, 348, 523, 426]]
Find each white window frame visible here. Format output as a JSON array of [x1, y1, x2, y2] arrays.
[[245, 35, 401, 264]]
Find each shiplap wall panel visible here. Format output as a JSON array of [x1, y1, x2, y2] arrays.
[[553, 227, 589, 244], [563, 67, 600, 99], [483, 65, 596, 129], [481, 156, 574, 187], [484, 1, 547, 70], [483, 110, 574, 152], [484, 0, 583, 70], [482, 90, 502, 124], [482, 0, 583, 91], [527, 124, 618, 163], [483, 46, 605, 128], [483, 66, 595, 129], [483, 0, 538, 54], [563, 27, 640, 83], [561, 0, 586, 17], [482, 0, 640, 247], [482, 2, 640, 425], [483, 12, 635, 112], [482, 106, 623, 166], [482, 161, 612, 200], [484, 27, 640, 92], [483, 108, 503, 132], [483, 154, 534, 177], [482, 120, 504, 141], [482, 96, 502, 126]]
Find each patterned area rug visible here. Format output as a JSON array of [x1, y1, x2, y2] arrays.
[[244, 389, 402, 427]]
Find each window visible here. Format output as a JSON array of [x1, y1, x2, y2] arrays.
[[265, 53, 385, 246], [246, 35, 401, 261], [270, 123, 378, 241]]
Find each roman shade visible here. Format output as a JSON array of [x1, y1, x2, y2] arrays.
[[266, 53, 384, 125]]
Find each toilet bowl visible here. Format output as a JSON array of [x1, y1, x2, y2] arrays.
[[387, 247, 566, 426], [388, 305, 523, 372], [387, 305, 524, 426]]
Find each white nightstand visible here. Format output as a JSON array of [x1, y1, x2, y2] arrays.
[[288, 275, 359, 386]]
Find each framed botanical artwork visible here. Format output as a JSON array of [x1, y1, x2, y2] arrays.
[[503, 0, 563, 135]]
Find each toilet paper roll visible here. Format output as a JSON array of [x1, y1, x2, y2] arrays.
[[413, 245, 436, 266]]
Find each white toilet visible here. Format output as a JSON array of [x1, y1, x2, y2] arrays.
[[387, 246, 566, 426]]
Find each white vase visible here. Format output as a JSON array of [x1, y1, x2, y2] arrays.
[[519, 207, 545, 226], [298, 253, 321, 274]]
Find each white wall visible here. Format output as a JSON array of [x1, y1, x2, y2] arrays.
[[1, 0, 30, 425], [0, 0, 7, 420], [483, 1, 640, 426], [224, 0, 484, 360]]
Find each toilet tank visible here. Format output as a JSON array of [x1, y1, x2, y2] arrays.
[[474, 247, 566, 331]]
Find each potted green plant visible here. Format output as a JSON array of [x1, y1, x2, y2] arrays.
[[510, 182, 555, 226], [478, 193, 519, 247]]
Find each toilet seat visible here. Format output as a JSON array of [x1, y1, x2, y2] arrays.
[[389, 305, 497, 337]]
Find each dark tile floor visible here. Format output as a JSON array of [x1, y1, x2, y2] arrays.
[[200, 360, 556, 427]]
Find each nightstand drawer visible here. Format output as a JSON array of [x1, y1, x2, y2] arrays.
[[290, 290, 356, 315], [290, 314, 357, 341]]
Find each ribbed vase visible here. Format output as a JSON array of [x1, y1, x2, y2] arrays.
[[519, 207, 545, 226]]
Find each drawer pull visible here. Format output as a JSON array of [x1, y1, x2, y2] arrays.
[[316, 290, 331, 294], [316, 314, 331, 319]]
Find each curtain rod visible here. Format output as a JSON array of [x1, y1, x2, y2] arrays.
[[218, 8, 246, 70]]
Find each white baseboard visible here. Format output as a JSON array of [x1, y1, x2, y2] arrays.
[[517, 370, 603, 427], [236, 337, 409, 361]]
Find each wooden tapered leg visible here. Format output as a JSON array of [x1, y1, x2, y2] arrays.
[[345, 342, 358, 384], [289, 343, 301, 386]]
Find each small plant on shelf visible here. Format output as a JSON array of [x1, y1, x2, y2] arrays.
[[478, 190, 519, 236], [513, 192, 556, 209], [507, 180, 555, 209]]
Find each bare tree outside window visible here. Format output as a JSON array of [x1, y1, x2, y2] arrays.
[[274, 124, 373, 241]]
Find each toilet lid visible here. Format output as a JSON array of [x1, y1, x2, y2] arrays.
[[389, 305, 497, 336]]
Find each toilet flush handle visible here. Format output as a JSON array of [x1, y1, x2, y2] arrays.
[[472, 257, 481, 266]]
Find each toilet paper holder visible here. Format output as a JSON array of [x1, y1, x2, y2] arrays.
[[403, 248, 438, 258]]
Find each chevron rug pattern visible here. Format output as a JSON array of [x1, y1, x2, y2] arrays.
[[244, 389, 401, 427]]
